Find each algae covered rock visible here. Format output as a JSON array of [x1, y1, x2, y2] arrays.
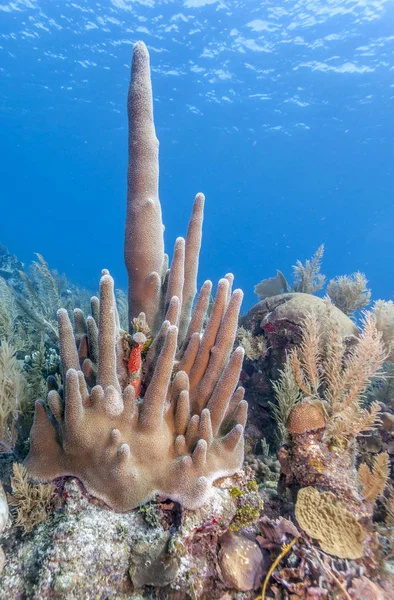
[[0, 482, 8, 534], [0, 482, 8, 575], [0, 477, 243, 599], [0, 479, 137, 599], [242, 292, 357, 340], [129, 530, 179, 588], [218, 531, 263, 591]]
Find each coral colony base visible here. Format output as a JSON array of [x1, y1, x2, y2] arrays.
[[1, 42, 394, 600]]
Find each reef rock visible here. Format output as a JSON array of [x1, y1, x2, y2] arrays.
[[218, 531, 263, 591], [242, 292, 357, 340], [0, 244, 24, 291], [0, 482, 8, 574], [0, 483, 8, 534], [129, 530, 180, 588], [0, 476, 241, 599]]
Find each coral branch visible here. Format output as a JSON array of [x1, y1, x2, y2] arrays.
[[124, 41, 164, 332]]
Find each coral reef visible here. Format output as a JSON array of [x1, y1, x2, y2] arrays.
[[0, 248, 92, 351], [254, 245, 372, 324], [0, 245, 99, 459], [0, 245, 24, 290], [239, 292, 357, 451], [288, 309, 384, 443], [0, 471, 270, 598], [372, 299, 394, 361], [242, 293, 357, 370], [359, 452, 390, 504], [0, 41, 253, 600], [25, 269, 246, 511], [254, 246, 326, 299], [1, 38, 394, 600]]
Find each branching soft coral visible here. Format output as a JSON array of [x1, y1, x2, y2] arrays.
[[287, 306, 386, 442], [371, 299, 394, 360], [9, 462, 55, 534], [292, 244, 326, 295], [0, 341, 29, 452], [358, 452, 389, 504], [277, 304, 388, 517], [327, 272, 371, 317]]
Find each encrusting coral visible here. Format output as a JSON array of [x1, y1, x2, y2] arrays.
[[294, 486, 365, 559], [24, 41, 247, 512]]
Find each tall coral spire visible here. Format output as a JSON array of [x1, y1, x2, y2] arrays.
[[124, 42, 205, 339], [125, 41, 165, 332]]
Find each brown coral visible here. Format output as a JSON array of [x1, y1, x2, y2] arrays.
[[295, 487, 365, 559], [286, 401, 326, 435], [25, 272, 246, 511], [24, 42, 247, 513]]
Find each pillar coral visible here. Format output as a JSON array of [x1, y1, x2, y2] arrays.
[[24, 42, 247, 512]]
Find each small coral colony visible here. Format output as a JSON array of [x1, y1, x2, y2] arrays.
[[1, 42, 394, 599]]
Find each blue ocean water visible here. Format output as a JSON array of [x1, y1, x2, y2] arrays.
[[0, 0, 393, 311]]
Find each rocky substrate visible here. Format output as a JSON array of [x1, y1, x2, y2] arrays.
[[0, 472, 267, 600]]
